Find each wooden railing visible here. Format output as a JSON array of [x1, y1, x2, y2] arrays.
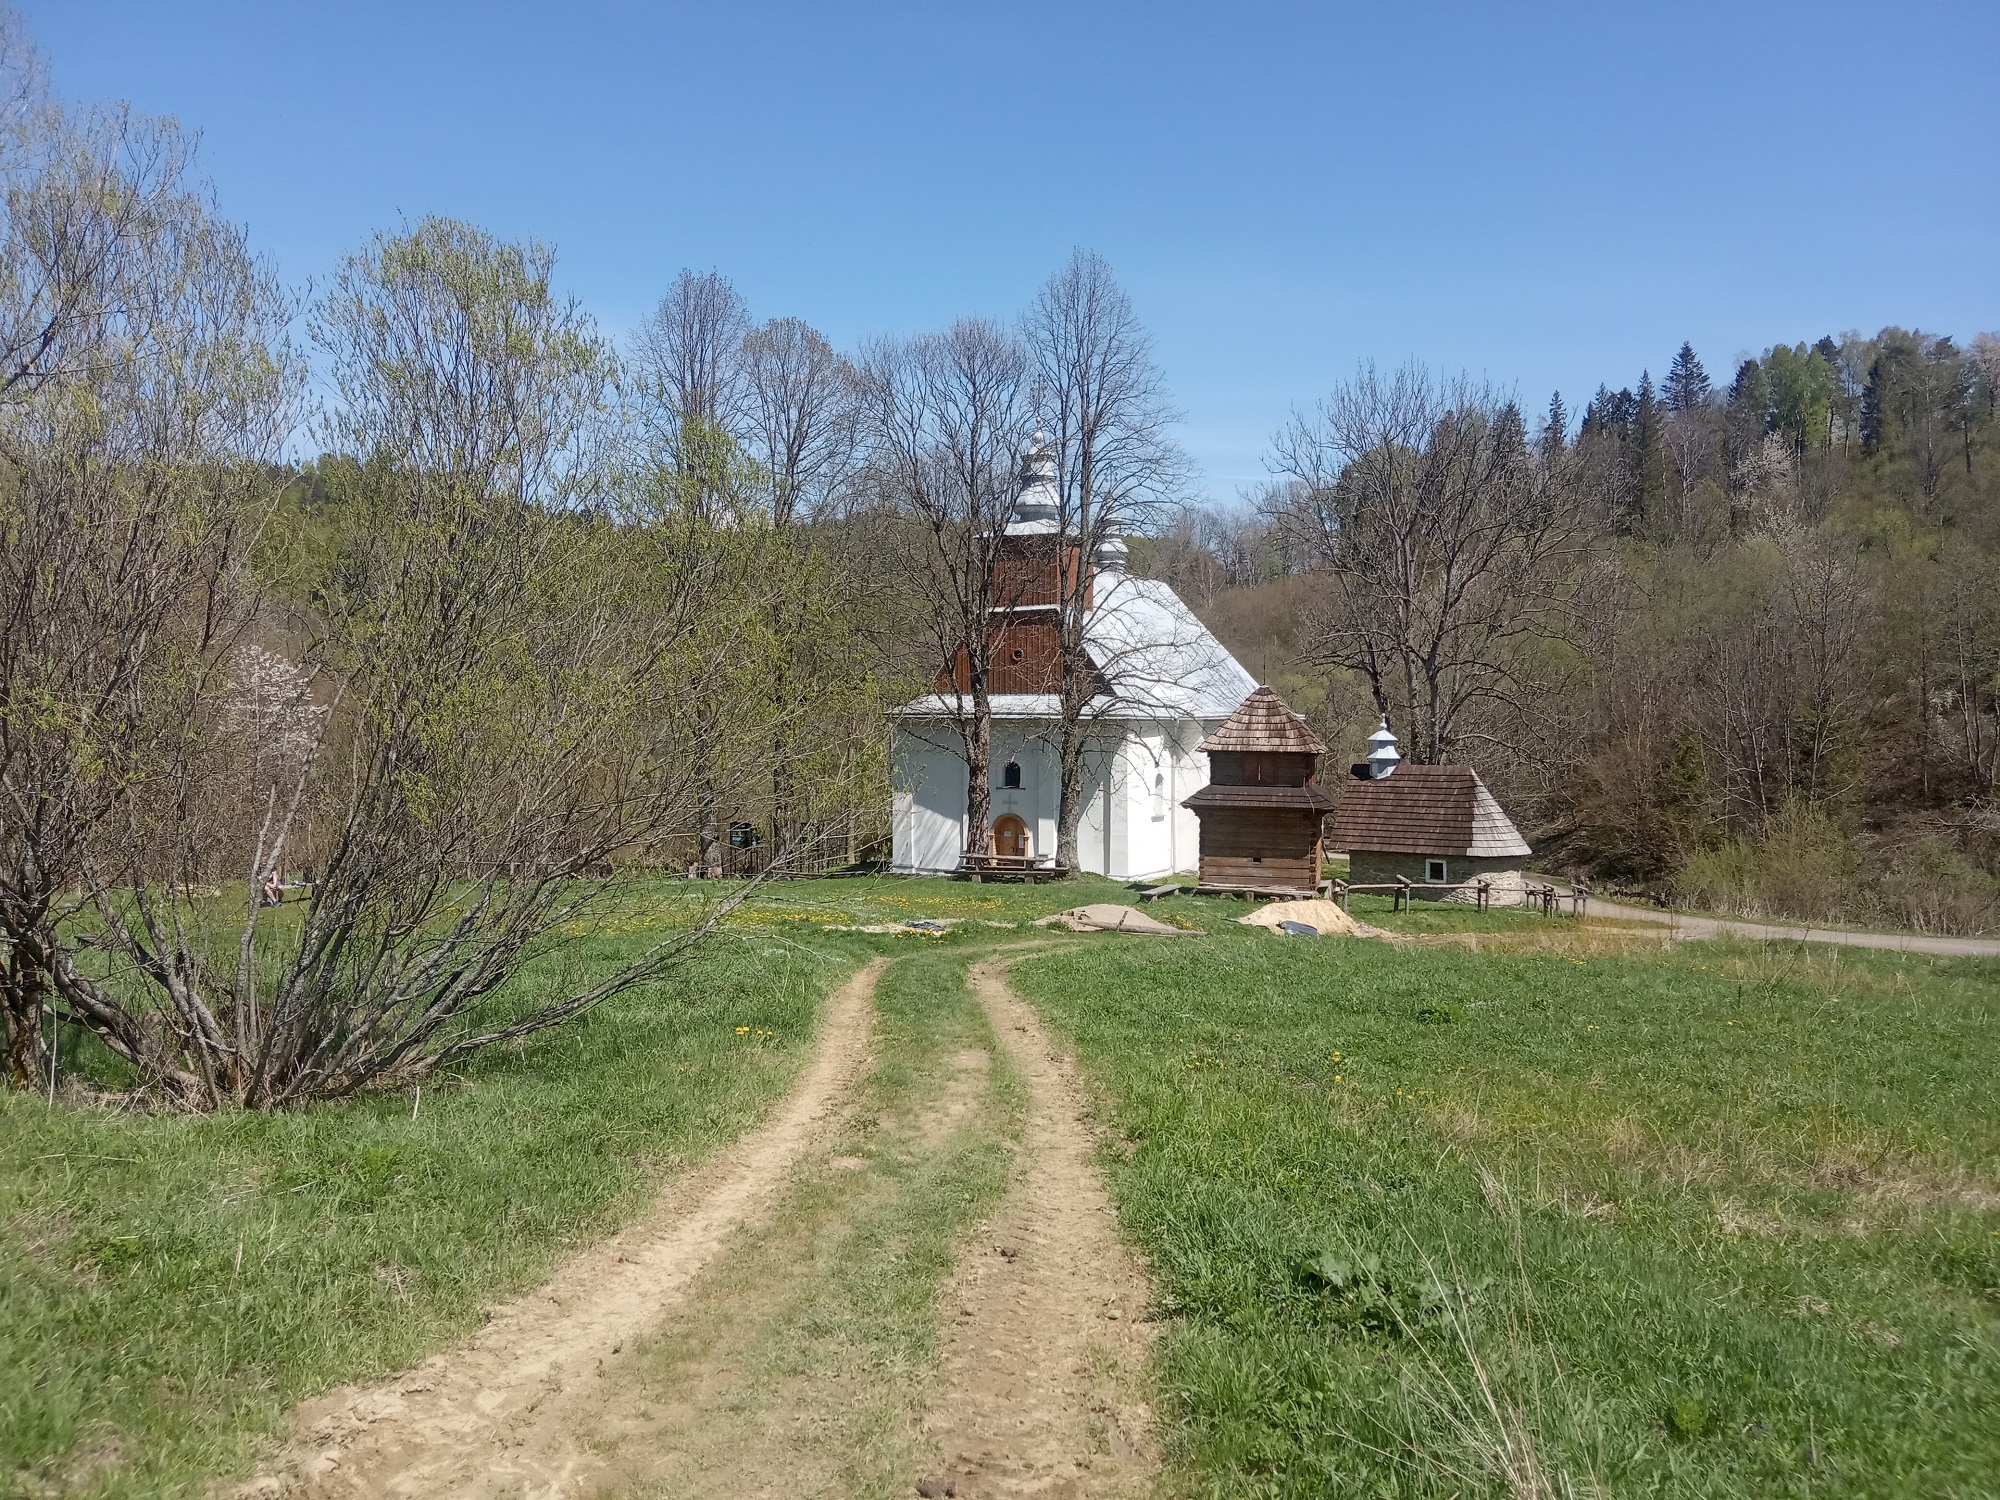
[[1327, 877, 1591, 916]]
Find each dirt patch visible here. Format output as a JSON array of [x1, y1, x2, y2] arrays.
[[1233, 898, 1364, 937], [234, 957, 888, 1500], [1032, 904, 1184, 936], [916, 960, 1158, 1499]]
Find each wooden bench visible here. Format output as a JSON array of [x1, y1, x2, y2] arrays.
[[957, 853, 1067, 884], [1193, 883, 1320, 901], [1136, 883, 1183, 902]]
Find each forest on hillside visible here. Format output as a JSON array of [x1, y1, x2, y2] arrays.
[[1137, 331, 2000, 933]]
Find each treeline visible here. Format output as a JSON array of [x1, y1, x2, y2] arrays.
[[1142, 333, 2000, 933], [0, 11, 1184, 1107]]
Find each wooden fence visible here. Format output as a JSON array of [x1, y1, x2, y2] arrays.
[[1329, 876, 1590, 917]]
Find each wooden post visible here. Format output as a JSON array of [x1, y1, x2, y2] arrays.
[[1477, 879, 1490, 914], [1395, 874, 1411, 913]]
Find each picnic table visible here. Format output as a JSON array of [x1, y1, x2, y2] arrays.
[[956, 853, 1068, 884]]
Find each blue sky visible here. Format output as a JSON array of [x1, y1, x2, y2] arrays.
[[23, 1, 1997, 497]]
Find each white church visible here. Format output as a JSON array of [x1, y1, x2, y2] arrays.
[[890, 446, 1257, 880]]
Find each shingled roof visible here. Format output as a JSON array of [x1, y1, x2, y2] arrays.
[[1182, 782, 1338, 813], [1327, 764, 1531, 858], [1199, 686, 1328, 754]]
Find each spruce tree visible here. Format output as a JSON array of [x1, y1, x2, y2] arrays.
[[1542, 391, 1567, 454], [1634, 370, 1667, 531], [1664, 341, 1710, 411], [1860, 357, 1886, 454]]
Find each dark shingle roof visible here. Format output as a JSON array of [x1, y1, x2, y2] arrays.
[[1327, 764, 1530, 857], [1199, 686, 1328, 754], [1183, 783, 1337, 813]]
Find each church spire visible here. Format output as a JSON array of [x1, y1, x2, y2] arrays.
[[1005, 435, 1060, 534]]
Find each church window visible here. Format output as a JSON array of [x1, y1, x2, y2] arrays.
[[1002, 761, 1022, 789], [1426, 859, 1448, 882], [1151, 772, 1166, 819]]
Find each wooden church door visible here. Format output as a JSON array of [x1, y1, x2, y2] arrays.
[[992, 815, 1029, 857]]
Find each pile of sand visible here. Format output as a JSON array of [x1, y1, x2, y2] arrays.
[[1233, 898, 1365, 937], [1032, 903, 1186, 935]]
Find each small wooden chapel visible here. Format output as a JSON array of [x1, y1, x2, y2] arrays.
[[1181, 686, 1336, 893]]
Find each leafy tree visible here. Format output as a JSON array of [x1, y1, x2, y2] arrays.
[[1764, 343, 1836, 452], [0, 89, 299, 1090]]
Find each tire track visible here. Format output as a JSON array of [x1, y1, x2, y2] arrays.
[[237, 956, 888, 1500], [916, 956, 1157, 1499]]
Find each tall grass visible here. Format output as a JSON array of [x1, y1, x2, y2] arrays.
[[1010, 924, 2000, 1496]]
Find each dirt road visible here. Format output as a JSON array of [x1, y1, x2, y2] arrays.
[[1584, 896, 2000, 958], [239, 942, 1161, 1500], [914, 957, 1157, 1500], [239, 957, 890, 1500]]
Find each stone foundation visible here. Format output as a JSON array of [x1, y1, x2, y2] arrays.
[[1345, 850, 1529, 905]]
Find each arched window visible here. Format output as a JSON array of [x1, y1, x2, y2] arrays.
[[1002, 761, 1022, 789], [1151, 771, 1166, 819]]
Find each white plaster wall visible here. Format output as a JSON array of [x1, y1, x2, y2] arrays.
[[893, 715, 1228, 880], [1172, 722, 1210, 876], [891, 729, 967, 873]]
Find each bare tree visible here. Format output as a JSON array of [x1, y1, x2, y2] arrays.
[[1269, 364, 1588, 764], [863, 318, 1032, 863], [632, 269, 751, 517], [630, 270, 755, 873], [7, 218, 773, 1109], [741, 315, 860, 527], [0, 99, 300, 1089], [738, 315, 867, 863], [1024, 250, 1187, 873]]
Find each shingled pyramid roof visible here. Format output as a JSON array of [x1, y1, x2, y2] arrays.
[[1199, 686, 1328, 754], [1327, 764, 1531, 858]]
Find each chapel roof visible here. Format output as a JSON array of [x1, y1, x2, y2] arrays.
[[1326, 763, 1531, 858], [1198, 686, 1329, 754], [891, 576, 1256, 723]]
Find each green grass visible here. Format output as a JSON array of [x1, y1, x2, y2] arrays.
[[1, 912, 863, 1499], [0, 866, 1126, 1498], [1009, 924, 2000, 1498], [21, 867, 1969, 1498]]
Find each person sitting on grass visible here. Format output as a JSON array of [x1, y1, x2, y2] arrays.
[[260, 870, 284, 907]]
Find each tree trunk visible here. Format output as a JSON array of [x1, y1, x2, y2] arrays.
[[1, 947, 47, 1089], [698, 795, 722, 878], [963, 670, 994, 861]]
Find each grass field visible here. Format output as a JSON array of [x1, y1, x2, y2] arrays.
[[1, 898, 863, 1498], [1010, 922, 2000, 1497], [0, 872, 1148, 1498], [10, 872, 1995, 1498]]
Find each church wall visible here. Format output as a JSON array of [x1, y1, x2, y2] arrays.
[[891, 730, 968, 874], [892, 714, 1225, 880]]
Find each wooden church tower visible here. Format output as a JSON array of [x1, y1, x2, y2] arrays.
[[1182, 686, 1335, 893]]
